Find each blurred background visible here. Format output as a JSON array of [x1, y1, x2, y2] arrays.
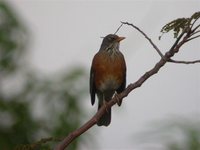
[[0, 0, 199, 150]]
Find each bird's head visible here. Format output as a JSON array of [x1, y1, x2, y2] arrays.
[[100, 34, 125, 53]]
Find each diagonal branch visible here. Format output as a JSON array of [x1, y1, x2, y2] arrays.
[[190, 14, 200, 30], [54, 21, 196, 150], [191, 24, 200, 33], [186, 34, 200, 42], [114, 23, 123, 35], [121, 21, 164, 58], [190, 30, 200, 37], [168, 59, 200, 64]]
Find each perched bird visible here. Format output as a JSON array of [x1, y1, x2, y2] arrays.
[[90, 34, 126, 126]]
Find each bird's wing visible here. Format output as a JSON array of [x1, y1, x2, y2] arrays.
[[90, 67, 96, 105], [117, 54, 126, 94], [116, 71, 126, 94]]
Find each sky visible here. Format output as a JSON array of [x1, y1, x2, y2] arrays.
[[9, 0, 200, 150]]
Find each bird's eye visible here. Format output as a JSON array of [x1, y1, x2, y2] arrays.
[[108, 36, 115, 41], [108, 37, 112, 41]]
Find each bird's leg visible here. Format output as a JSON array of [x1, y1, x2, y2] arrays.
[[103, 95, 109, 113], [114, 93, 122, 106], [103, 100, 109, 113]]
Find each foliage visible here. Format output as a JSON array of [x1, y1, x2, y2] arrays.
[[0, 1, 27, 73], [160, 11, 200, 39], [136, 117, 200, 150], [0, 1, 87, 150]]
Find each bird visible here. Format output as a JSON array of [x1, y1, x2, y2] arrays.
[[90, 34, 126, 126]]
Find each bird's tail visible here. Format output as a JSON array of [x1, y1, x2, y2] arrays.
[[97, 101, 111, 126]]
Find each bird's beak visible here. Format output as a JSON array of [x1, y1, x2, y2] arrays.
[[116, 36, 126, 42]]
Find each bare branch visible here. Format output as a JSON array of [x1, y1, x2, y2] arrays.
[[114, 23, 123, 35], [190, 16, 199, 30], [186, 34, 200, 42], [190, 30, 200, 37], [55, 116, 97, 150], [169, 59, 200, 64], [121, 21, 164, 58], [16, 137, 61, 150], [168, 28, 188, 53], [191, 24, 200, 33]]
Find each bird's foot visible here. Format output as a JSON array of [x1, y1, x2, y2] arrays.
[[114, 93, 122, 106]]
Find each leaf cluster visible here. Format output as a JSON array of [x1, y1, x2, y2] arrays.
[[160, 11, 200, 39], [0, 2, 27, 73]]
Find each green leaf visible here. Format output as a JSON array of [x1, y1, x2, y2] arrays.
[[159, 11, 200, 39]]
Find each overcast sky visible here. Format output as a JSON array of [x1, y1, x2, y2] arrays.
[[9, 0, 200, 150]]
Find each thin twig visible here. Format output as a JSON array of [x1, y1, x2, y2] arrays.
[[114, 23, 123, 35], [169, 28, 189, 53], [190, 30, 200, 37], [169, 59, 200, 64], [186, 34, 200, 42], [190, 16, 199, 30], [191, 24, 200, 33], [121, 21, 164, 58]]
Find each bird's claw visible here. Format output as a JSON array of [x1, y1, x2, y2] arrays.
[[115, 93, 122, 106]]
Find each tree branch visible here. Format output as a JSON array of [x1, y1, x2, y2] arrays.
[[54, 19, 199, 150], [114, 23, 123, 35], [168, 59, 200, 64], [186, 34, 200, 42], [190, 30, 200, 37], [121, 21, 164, 58], [190, 14, 200, 30], [191, 24, 200, 33]]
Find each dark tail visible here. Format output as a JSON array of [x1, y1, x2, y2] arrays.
[[97, 103, 111, 126]]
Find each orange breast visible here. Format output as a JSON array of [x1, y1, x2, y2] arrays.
[[92, 51, 126, 91]]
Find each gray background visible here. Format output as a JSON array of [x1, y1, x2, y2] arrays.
[[9, 0, 200, 150]]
